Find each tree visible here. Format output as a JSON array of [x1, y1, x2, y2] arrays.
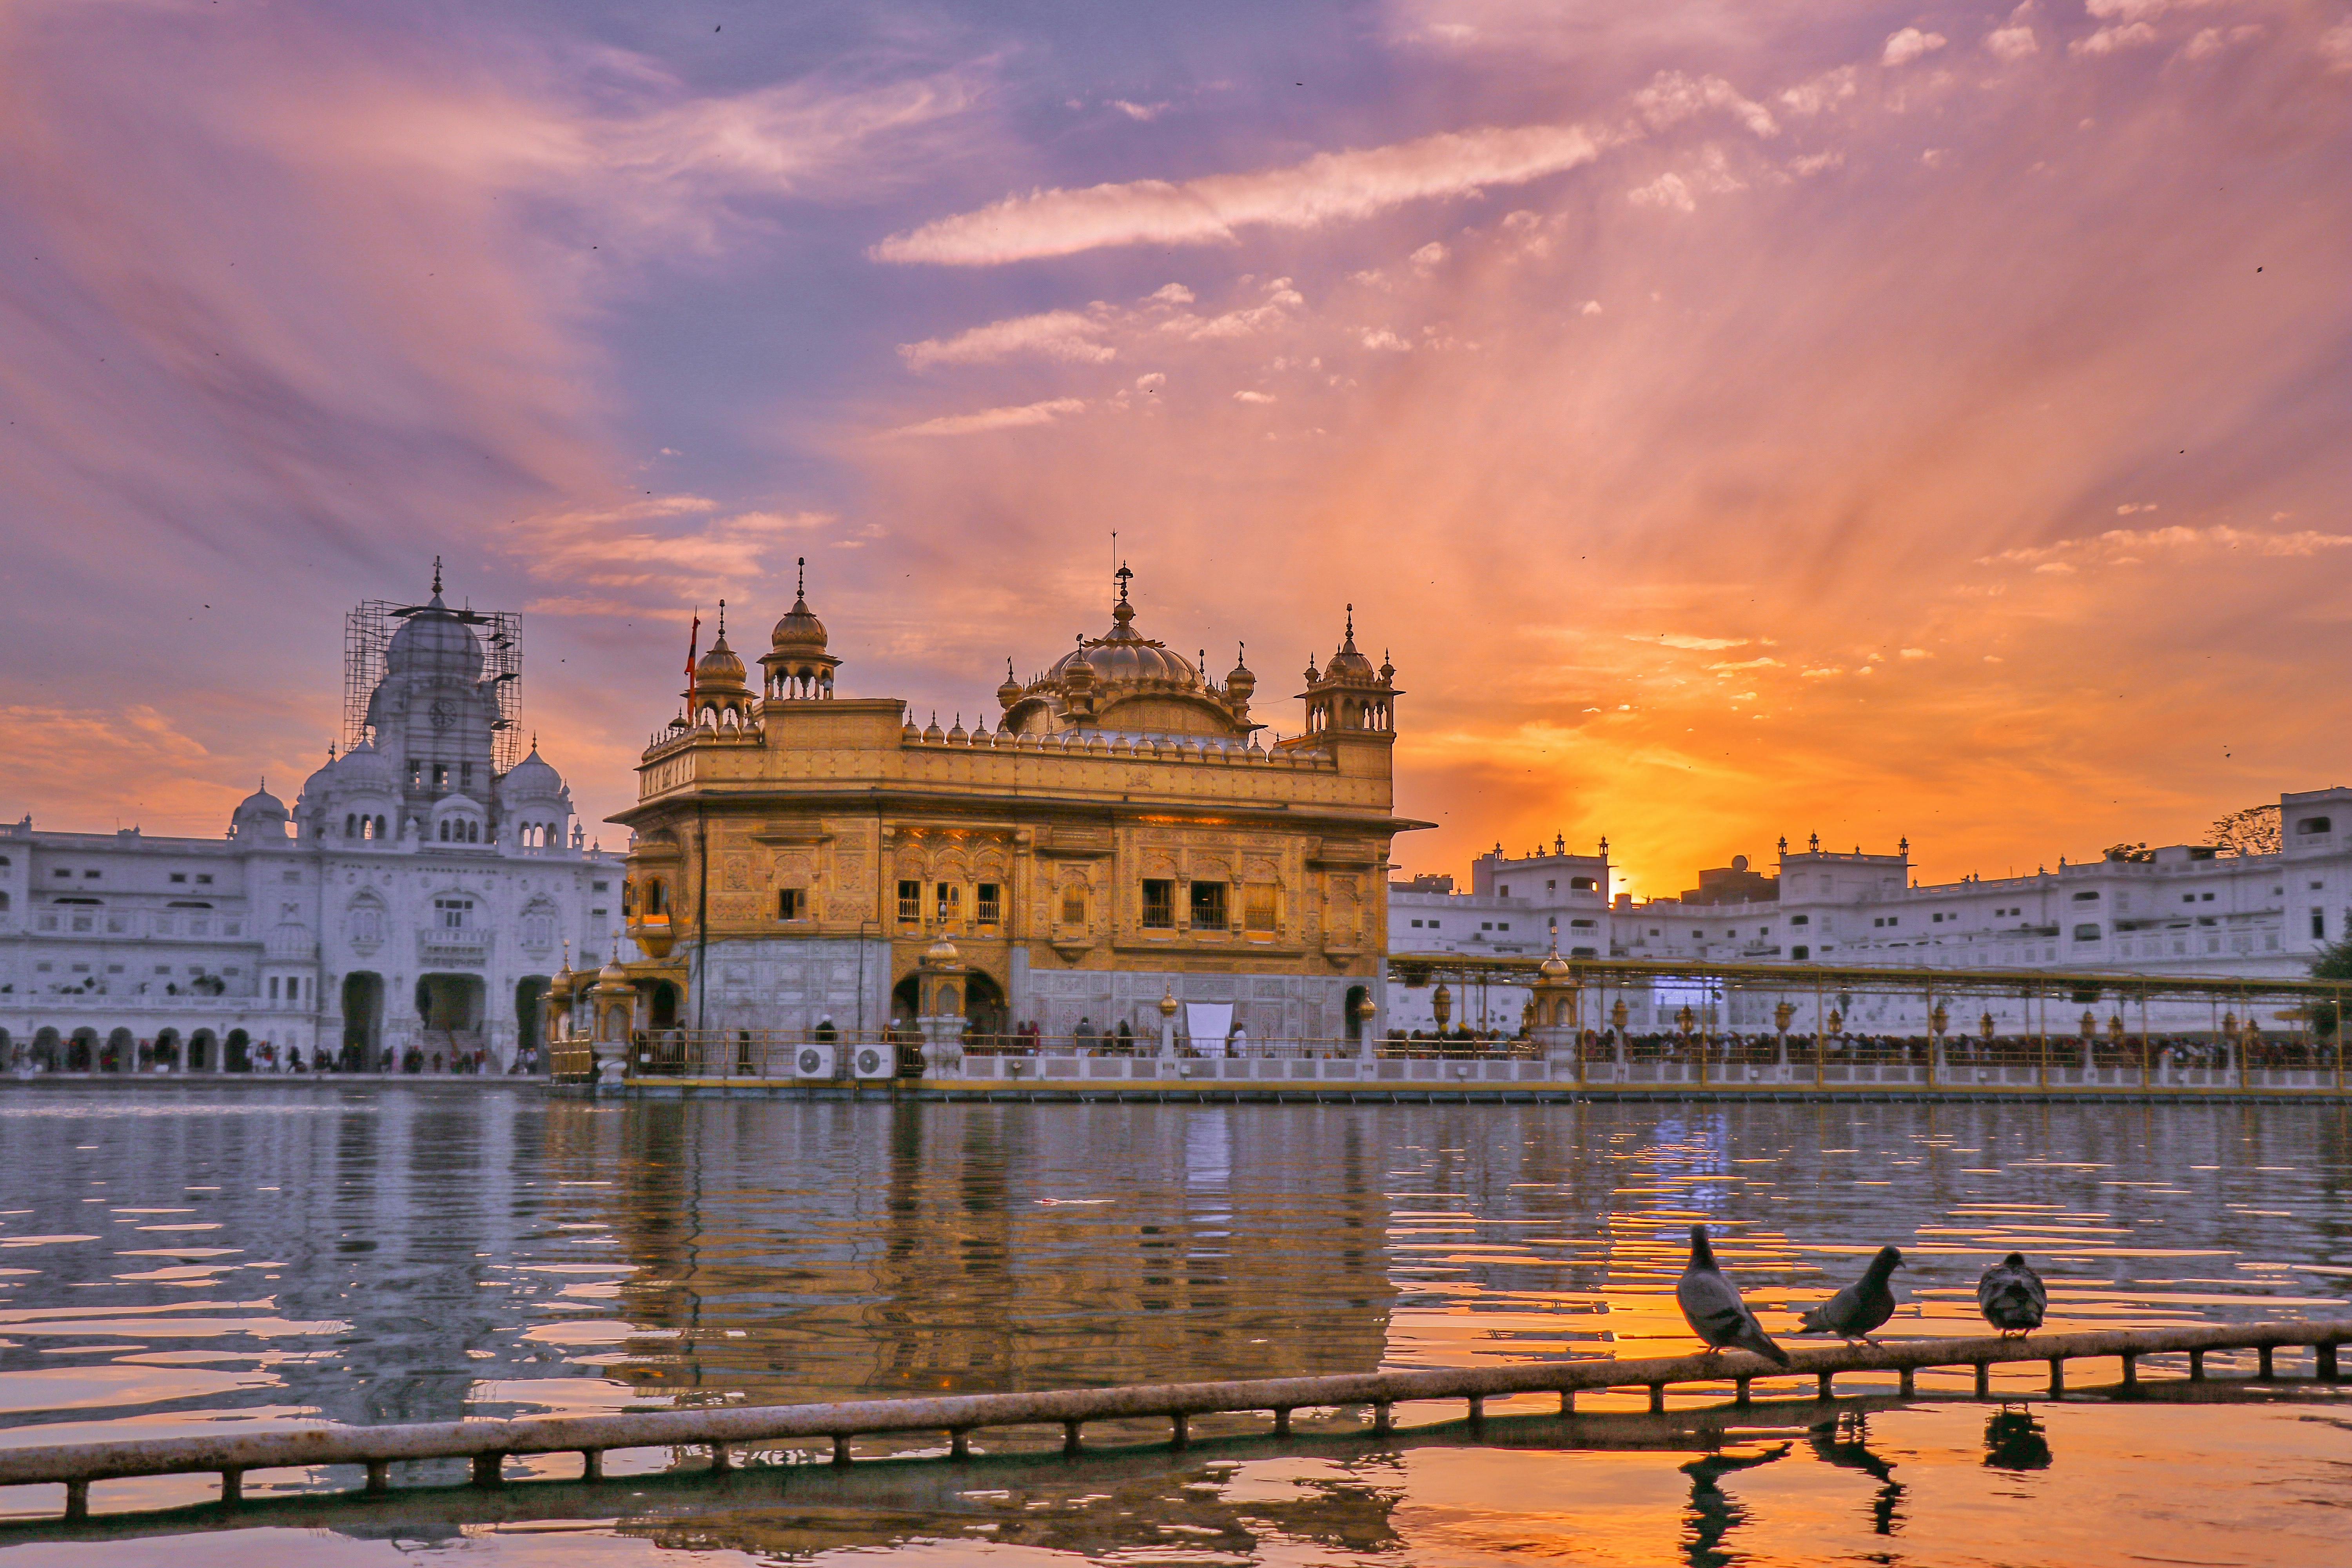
[[2309, 934, 2352, 1038], [2210, 804, 2283, 857], [2103, 842, 2152, 863]]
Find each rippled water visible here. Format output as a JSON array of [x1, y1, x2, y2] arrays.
[[0, 1087, 2347, 1565]]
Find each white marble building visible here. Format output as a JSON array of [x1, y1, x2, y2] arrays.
[[1388, 787, 2352, 1034], [0, 580, 624, 1073]]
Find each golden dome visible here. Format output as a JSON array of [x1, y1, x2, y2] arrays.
[[771, 559, 828, 653], [695, 627, 748, 692], [1538, 951, 1573, 980], [1322, 605, 1378, 682], [1048, 585, 1203, 691]]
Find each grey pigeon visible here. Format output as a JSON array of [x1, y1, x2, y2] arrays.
[[1677, 1225, 1791, 1366], [1800, 1246, 1904, 1344], [1976, 1253, 2045, 1335]]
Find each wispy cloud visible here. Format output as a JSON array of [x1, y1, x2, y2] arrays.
[[1979, 525, 2352, 566], [900, 309, 1117, 368], [872, 120, 1610, 265], [891, 397, 1089, 436]]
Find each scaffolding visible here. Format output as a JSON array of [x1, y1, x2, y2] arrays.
[[343, 599, 524, 773]]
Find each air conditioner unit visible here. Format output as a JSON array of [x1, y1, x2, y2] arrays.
[[850, 1041, 894, 1080], [792, 1042, 837, 1080]]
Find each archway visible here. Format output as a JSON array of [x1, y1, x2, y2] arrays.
[[342, 973, 384, 1063], [889, 969, 1007, 1041], [964, 970, 1008, 1044], [188, 1029, 214, 1071], [515, 977, 548, 1065], [1344, 984, 1370, 1043], [31, 1029, 60, 1070], [414, 974, 484, 1031], [225, 1029, 252, 1073], [67, 1029, 96, 1071], [105, 1027, 135, 1073], [153, 1029, 180, 1071], [645, 980, 680, 1031]]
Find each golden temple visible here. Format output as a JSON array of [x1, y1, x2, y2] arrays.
[[597, 563, 1427, 1051]]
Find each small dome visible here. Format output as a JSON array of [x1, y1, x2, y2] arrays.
[[1226, 646, 1256, 690], [997, 660, 1022, 710], [923, 713, 944, 742], [597, 946, 631, 984], [947, 715, 968, 743], [695, 630, 748, 691], [385, 593, 485, 682], [1324, 606, 1377, 681], [925, 935, 962, 965], [230, 784, 288, 842], [234, 785, 287, 821], [502, 746, 565, 800], [1539, 952, 1573, 979], [771, 597, 827, 651], [266, 921, 316, 961]]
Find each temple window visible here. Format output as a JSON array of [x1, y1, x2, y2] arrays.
[[976, 883, 1002, 924], [935, 883, 961, 922], [897, 880, 922, 924], [777, 888, 806, 921], [1189, 882, 1228, 931], [1244, 885, 1278, 933], [1142, 879, 1176, 929], [1060, 887, 1087, 926]]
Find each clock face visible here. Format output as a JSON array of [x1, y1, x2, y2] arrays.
[[429, 699, 457, 731]]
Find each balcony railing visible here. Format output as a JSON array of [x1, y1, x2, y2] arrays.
[[416, 927, 494, 965]]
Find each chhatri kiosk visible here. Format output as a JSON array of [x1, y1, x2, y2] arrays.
[[592, 564, 1425, 1072]]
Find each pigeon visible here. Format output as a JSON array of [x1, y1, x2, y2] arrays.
[[1976, 1253, 2046, 1336], [1800, 1246, 1905, 1344], [1677, 1225, 1792, 1366]]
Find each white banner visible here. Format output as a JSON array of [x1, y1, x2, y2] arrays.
[[1185, 1003, 1234, 1056]]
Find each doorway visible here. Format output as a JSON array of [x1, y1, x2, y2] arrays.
[[343, 972, 384, 1063]]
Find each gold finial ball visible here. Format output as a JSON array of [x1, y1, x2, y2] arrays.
[[925, 936, 962, 966], [1158, 988, 1180, 1018]]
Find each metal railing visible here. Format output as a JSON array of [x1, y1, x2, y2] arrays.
[[5, 1317, 2344, 1522]]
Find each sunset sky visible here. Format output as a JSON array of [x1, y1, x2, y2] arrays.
[[3, 0, 2348, 898]]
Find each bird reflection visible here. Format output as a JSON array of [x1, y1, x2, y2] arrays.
[[1679, 1442, 1791, 1568], [1984, 1406, 2053, 1471], [1809, 1411, 1906, 1535]]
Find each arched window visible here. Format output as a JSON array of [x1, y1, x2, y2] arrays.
[[345, 813, 357, 837], [375, 815, 388, 840], [438, 820, 450, 842]]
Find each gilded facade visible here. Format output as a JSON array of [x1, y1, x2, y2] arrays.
[[606, 566, 1426, 1046]]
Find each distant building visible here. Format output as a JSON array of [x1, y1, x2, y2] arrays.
[[0, 572, 623, 1073], [1386, 794, 2352, 1032], [1679, 855, 1779, 906]]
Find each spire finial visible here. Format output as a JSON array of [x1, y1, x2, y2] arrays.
[[431, 555, 443, 596], [796, 556, 806, 600], [716, 598, 726, 637], [1346, 603, 1354, 640], [1115, 561, 1133, 604]]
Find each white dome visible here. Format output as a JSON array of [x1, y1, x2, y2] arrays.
[[265, 922, 317, 961], [501, 747, 566, 801], [385, 595, 484, 682]]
